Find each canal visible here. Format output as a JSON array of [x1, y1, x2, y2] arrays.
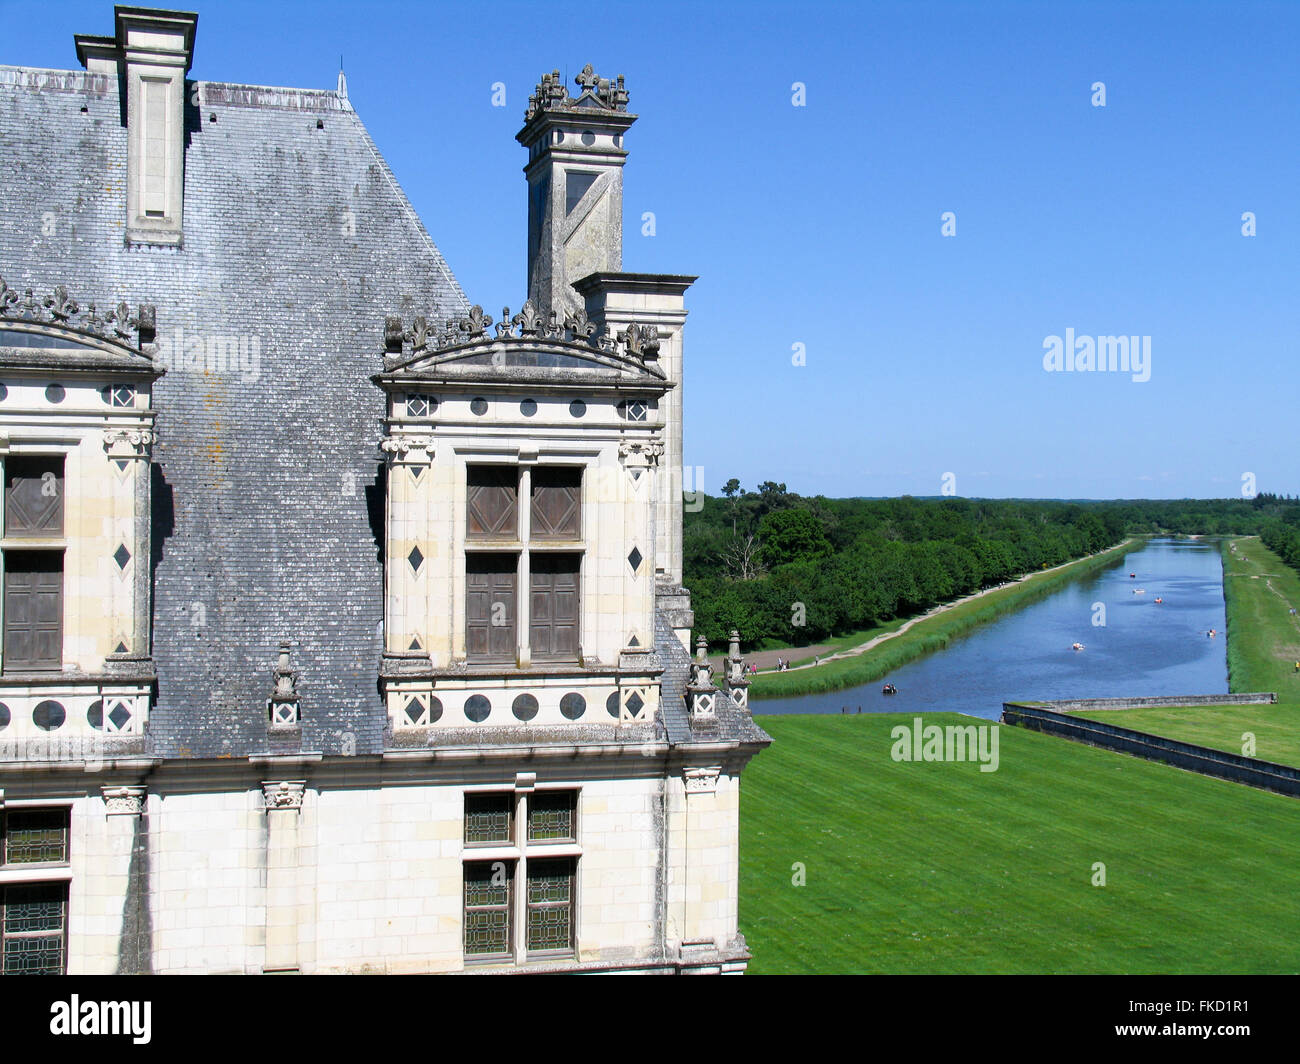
[[754, 538, 1229, 720]]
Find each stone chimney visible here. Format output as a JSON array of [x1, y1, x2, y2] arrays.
[[76, 7, 199, 247], [516, 65, 636, 322]]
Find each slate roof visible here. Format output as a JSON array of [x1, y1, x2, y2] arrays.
[[654, 610, 771, 748], [0, 56, 762, 762], [0, 63, 467, 757]]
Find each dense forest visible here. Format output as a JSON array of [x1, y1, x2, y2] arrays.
[[683, 483, 1300, 649]]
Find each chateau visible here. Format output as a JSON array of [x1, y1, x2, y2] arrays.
[[0, 5, 768, 974]]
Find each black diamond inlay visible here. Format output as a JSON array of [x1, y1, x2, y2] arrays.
[[408, 545, 424, 572], [405, 697, 423, 724], [113, 544, 131, 569], [627, 547, 642, 573], [108, 702, 132, 730], [626, 692, 644, 716]]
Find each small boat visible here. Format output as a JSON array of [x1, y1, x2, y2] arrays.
[[1129, 572, 1136, 578], [1154, 597, 1163, 604], [1071, 642, 1085, 651], [1133, 588, 1146, 594], [881, 683, 897, 695]]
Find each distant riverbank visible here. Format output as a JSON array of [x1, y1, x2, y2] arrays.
[[747, 537, 1140, 700], [1221, 536, 1300, 699]]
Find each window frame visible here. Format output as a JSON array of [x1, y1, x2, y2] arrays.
[[1, 548, 65, 674], [0, 808, 71, 869], [0, 807, 72, 976], [463, 463, 585, 667], [461, 788, 580, 965], [1, 881, 69, 976]]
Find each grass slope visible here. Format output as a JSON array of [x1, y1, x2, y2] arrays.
[[1072, 704, 1300, 769], [740, 713, 1300, 973], [1221, 536, 1300, 699], [749, 539, 1138, 700]]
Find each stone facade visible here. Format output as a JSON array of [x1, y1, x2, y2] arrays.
[[0, 5, 769, 975]]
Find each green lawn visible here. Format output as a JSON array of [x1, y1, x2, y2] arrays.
[[1071, 704, 1300, 769], [740, 713, 1300, 973], [1221, 536, 1300, 700]]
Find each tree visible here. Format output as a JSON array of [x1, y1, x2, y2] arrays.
[[722, 532, 764, 581], [758, 508, 833, 569], [722, 477, 742, 533]]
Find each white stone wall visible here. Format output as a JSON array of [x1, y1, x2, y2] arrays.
[[21, 766, 744, 974]]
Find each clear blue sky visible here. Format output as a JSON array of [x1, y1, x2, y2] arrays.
[[6, 0, 1297, 500]]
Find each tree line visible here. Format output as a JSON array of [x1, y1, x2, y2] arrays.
[[684, 484, 1300, 649]]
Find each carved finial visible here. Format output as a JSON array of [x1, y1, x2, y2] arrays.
[[513, 300, 542, 336], [267, 641, 301, 728], [564, 307, 596, 341], [459, 305, 491, 339], [575, 63, 599, 92], [494, 307, 517, 339], [405, 315, 430, 352], [0, 276, 18, 317], [43, 285, 78, 322]]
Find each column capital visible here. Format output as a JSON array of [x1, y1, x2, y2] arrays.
[[261, 780, 307, 811], [101, 784, 147, 816]]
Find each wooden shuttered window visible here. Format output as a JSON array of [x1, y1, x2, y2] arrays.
[[466, 554, 517, 663], [3, 551, 62, 672], [5, 456, 64, 537], [530, 553, 579, 661], [530, 468, 580, 540], [467, 467, 518, 539]]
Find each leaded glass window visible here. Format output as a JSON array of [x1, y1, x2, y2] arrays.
[[1, 809, 69, 866], [464, 793, 513, 845], [1, 883, 68, 975], [526, 858, 575, 953], [463, 861, 513, 959], [527, 791, 576, 843]]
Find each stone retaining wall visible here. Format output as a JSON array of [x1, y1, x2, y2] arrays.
[[1033, 693, 1276, 712], [1001, 698, 1299, 798]]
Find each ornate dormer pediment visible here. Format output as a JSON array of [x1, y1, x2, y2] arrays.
[[0, 276, 161, 378], [377, 301, 669, 389]]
